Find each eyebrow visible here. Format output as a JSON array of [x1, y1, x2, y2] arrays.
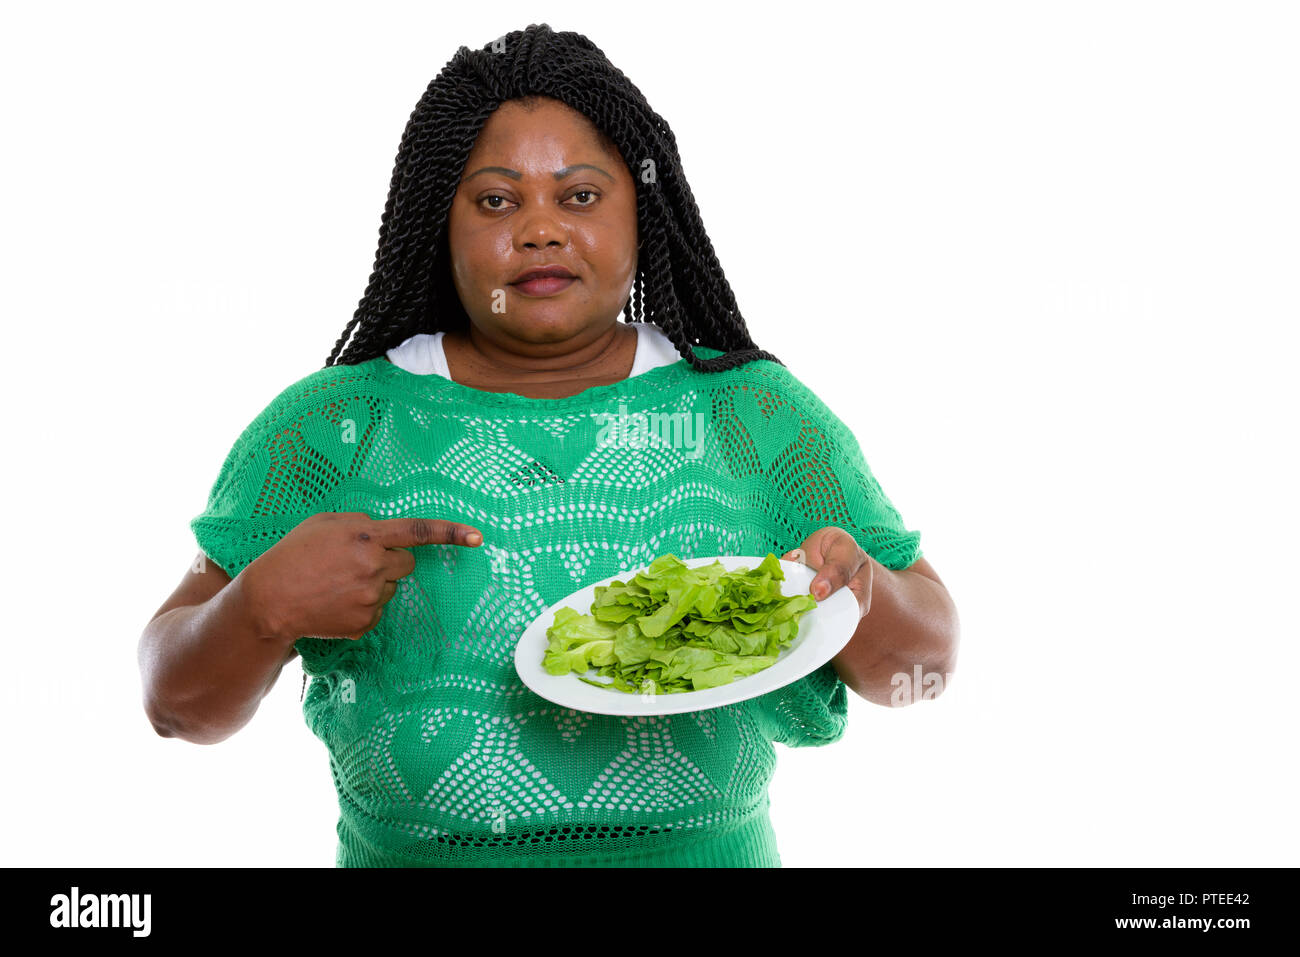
[[459, 163, 615, 184]]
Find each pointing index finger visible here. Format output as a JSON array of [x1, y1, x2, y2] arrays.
[[366, 517, 483, 550]]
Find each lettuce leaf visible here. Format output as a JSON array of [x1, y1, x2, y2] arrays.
[[542, 553, 818, 694]]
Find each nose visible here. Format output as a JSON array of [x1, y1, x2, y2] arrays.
[[514, 201, 570, 251]]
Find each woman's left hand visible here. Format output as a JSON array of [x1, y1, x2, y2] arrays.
[[782, 526, 875, 621]]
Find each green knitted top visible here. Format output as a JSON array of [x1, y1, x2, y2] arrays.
[[189, 343, 922, 867]]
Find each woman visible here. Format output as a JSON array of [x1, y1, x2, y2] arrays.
[[139, 23, 959, 867]]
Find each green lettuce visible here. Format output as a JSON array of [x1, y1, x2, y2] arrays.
[[542, 553, 817, 694]]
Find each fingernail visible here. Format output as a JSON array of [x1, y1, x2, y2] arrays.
[[813, 580, 829, 599], [467, 532, 483, 546]]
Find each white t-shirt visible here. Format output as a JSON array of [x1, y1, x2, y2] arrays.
[[385, 321, 682, 379]]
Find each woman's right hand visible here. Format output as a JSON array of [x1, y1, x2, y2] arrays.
[[241, 512, 484, 642]]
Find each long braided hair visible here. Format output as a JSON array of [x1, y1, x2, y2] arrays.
[[324, 22, 783, 373]]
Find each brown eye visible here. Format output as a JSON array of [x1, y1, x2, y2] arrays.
[[480, 195, 512, 210], [570, 190, 598, 206]]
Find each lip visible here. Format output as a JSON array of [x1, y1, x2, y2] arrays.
[[509, 265, 577, 284], [511, 276, 577, 297]]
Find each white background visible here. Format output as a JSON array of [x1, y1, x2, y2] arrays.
[[2, 0, 1296, 867]]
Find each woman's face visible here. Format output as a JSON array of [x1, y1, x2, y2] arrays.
[[447, 96, 639, 354]]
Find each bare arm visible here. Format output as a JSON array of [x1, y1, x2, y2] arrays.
[[830, 555, 959, 707], [138, 515, 484, 745], [137, 554, 298, 745], [785, 527, 959, 707]]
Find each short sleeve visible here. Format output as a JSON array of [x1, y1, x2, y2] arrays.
[[727, 362, 924, 748], [773, 380, 923, 571], [188, 367, 356, 579]]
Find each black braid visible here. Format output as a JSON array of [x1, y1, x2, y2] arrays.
[[324, 23, 784, 373]]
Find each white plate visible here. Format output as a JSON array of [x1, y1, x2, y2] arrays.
[[513, 555, 859, 716]]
